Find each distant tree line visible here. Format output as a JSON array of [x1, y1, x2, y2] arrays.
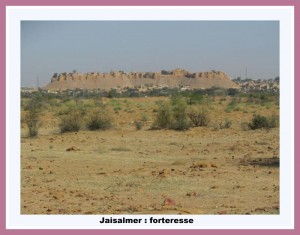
[[21, 86, 280, 101]]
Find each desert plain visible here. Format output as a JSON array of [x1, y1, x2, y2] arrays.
[[21, 95, 279, 215]]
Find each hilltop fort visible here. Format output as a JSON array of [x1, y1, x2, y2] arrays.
[[44, 68, 239, 91]]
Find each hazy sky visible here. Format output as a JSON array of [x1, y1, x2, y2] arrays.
[[21, 21, 279, 87]]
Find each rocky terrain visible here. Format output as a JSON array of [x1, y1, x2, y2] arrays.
[[44, 69, 239, 91]]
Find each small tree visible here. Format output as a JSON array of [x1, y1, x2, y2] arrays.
[[24, 108, 41, 137], [23, 93, 44, 137]]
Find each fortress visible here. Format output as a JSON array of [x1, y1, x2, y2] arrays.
[[44, 68, 239, 91]]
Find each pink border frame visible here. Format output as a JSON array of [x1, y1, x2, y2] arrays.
[[1, 0, 297, 234]]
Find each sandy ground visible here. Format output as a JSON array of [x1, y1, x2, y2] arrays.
[[21, 97, 279, 215]]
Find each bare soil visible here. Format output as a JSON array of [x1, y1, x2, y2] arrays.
[[21, 97, 279, 215]]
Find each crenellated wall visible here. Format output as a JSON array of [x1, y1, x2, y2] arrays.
[[51, 69, 230, 82], [45, 68, 238, 90]]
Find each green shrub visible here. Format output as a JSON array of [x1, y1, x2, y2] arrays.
[[187, 107, 210, 127], [152, 102, 172, 129], [171, 97, 190, 130], [24, 109, 41, 137], [248, 114, 278, 130], [59, 108, 83, 133], [152, 97, 190, 131], [86, 111, 112, 131], [23, 94, 44, 137]]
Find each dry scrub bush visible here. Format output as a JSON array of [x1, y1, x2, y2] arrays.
[[187, 106, 210, 127], [59, 108, 83, 133], [152, 102, 172, 129], [213, 119, 232, 131], [86, 110, 112, 131], [152, 97, 190, 131], [223, 119, 232, 128], [171, 97, 190, 131], [248, 114, 278, 130], [134, 120, 143, 130]]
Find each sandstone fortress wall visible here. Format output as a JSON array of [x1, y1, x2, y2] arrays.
[[45, 68, 239, 91]]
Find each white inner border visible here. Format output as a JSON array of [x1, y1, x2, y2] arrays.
[[6, 6, 294, 230]]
